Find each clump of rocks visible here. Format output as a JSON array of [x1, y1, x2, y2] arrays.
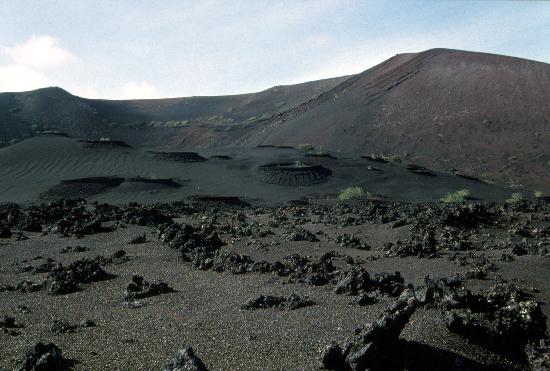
[[334, 266, 404, 297], [321, 288, 423, 370], [284, 227, 319, 242], [336, 234, 370, 250], [443, 282, 547, 348], [129, 233, 147, 244], [383, 229, 437, 258], [17, 342, 65, 371], [50, 319, 95, 334], [162, 346, 208, 371], [46, 258, 111, 295], [0, 224, 12, 238], [1, 315, 21, 336], [241, 294, 315, 310], [124, 275, 174, 301], [59, 245, 88, 253]]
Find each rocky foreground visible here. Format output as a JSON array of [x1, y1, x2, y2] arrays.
[[1, 198, 550, 370]]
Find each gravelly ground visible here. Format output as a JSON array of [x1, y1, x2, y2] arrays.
[[1, 201, 550, 370]]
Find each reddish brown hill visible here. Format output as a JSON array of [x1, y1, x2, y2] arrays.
[[2, 49, 550, 189], [241, 49, 550, 189]]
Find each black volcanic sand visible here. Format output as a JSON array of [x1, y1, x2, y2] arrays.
[[1, 199, 550, 370], [0, 136, 518, 205]]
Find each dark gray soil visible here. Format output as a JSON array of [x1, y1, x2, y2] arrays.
[[1, 198, 550, 370]]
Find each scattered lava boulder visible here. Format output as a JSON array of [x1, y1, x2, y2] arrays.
[[124, 275, 174, 300], [162, 347, 208, 371], [241, 294, 315, 310], [17, 342, 65, 371]]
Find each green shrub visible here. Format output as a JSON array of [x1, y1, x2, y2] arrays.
[[506, 192, 523, 204], [534, 191, 544, 198], [31, 122, 45, 133], [383, 155, 402, 163], [293, 160, 306, 168], [441, 189, 471, 203], [296, 143, 315, 152], [338, 186, 365, 201]]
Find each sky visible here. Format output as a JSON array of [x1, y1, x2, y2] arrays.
[[0, 0, 549, 99]]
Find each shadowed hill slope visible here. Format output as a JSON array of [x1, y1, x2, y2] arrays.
[[0, 76, 349, 145], [243, 49, 550, 189]]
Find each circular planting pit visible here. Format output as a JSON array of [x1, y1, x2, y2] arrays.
[[38, 131, 69, 137], [41, 176, 125, 200], [257, 162, 332, 186], [406, 164, 435, 176], [304, 153, 337, 160], [147, 151, 207, 162], [210, 155, 233, 160], [79, 139, 131, 148], [361, 155, 388, 163], [453, 172, 485, 183], [124, 177, 182, 187]]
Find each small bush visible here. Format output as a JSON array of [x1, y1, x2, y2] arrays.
[[296, 143, 315, 152], [293, 160, 306, 168], [534, 191, 544, 198], [506, 192, 523, 204], [31, 122, 45, 133], [441, 189, 471, 203], [383, 155, 402, 163], [338, 187, 365, 201]]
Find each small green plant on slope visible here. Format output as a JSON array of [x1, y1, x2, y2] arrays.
[[296, 143, 315, 152], [506, 192, 523, 204], [293, 160, 306, 168], [338, 186, 365, 201], [534, 191, 544, 198], [383, 155, 402, 163], [441, 189, 471, 203]]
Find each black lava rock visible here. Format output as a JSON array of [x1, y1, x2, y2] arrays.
[[162, 346, 208, 371], [17, 342, 65, 371]]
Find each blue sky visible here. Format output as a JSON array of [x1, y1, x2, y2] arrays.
[[0, 0, 549, 99]]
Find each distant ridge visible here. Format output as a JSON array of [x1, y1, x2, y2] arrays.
[[1, 48, 550, 189]]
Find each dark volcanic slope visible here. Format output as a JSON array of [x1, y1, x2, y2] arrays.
[[243, 49, 550, 190], [0, 136, 512, 205], [0, 76, 348, 146]]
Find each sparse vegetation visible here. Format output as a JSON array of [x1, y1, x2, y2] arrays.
[[506, 192, 523, 204], [441, 189, 471, 203], [296, 143, 315, 152], [534, 191, 544, 198], [31, 122, 45, 133], [293, 160, 306, 168], [374, 154, 402, 163], [384, 155, 402, 163], [338, 186, 365, 201]]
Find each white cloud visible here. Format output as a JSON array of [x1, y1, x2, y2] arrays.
[[118, 81, 163, 99], [4, 35, 76, 70], [0, 64, 52, 92], [0, 35, 78, 93]]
